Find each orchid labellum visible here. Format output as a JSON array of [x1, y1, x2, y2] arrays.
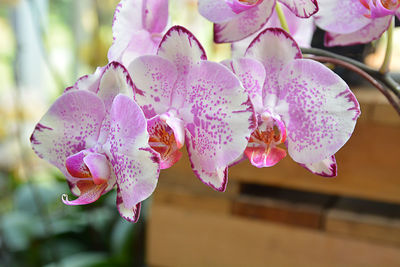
[[31, 62, 160, 222], [223, 28, 361, 176], [198, 0, 318, 42], [128, 26, 255, 191], [315, 0, 400, 46]]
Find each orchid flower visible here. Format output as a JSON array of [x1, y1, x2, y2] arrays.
[[128, 26, 255, 191], [31, 62, 160, 222], [223, 28, 361, 176], [314, 0, 400, 46], [198, 0, 318, 43], [231, 4, 315, 58], [108, 0, 169, 66]]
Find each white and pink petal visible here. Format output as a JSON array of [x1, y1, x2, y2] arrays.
[[108, 0, 145, 62], [245, 28, 301, 108], [222, 58, 266, 113], [157, 26, 207, 107], [128, 55, 178, 118], [299, 155, 337, 177], [181, 61, 255, 191], [116, 188, 141, 222], [314, 0, 370, 34], [30, 90, 106, 178], [276, 58, 360, 164], [324, 16, 392, 46], [106, 94, 160, 210]]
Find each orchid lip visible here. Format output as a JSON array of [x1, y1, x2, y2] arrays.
[[65, 151, 111, 186]]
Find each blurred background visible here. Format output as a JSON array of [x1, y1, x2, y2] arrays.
[[0, 0, 400, 266]]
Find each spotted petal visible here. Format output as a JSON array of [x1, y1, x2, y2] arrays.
[[106, 94, 160, 213], [30, 90, 106, 180], [128, 55, 178, 118], [299, 155, 337, 177], [157, 26, 207, 107], [314, 0, 370, 34], [214, 0, 276, 43], [222, 58, 266, 113], [245, 28, 301, 108], [181, 61, 254, 191], [276, 59, 360, 164], [324, 16, 392, 46], [278, 0, 318, 18]]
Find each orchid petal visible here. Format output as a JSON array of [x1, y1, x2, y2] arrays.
[[108, 0, 144, 62], [214, 0, 276, 43], [278, 0, 318, 18], [71, 66, 106, 94], [244, 146, 287, 167], [118, 30, 159, 66], [299, 155, 337, 177], [117, 188, 141, 222], [97, 62, 135, 110], [157, 26, 207, 107], [276, 59, 360, 164], [147, 116, 182, 169], [245, 28, 301, 108], [143, 0, 169, 33], [324, 16, 392, 46], [181, 61, 254, 191], [222, 58, 266, 113], [314, 0, 370, 34], [106, 94, 160, 210], [128, 55, 178, 118], [198, 0, 242, 22], [30, 90, 105, 178], [62, 181, 108, 205]]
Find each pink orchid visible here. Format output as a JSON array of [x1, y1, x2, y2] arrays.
[[128, 26, 256, 191], [198, 0, 318, 43], [108, 0, 169, 66], [223, 28, 360, 176], [314, 0, 400, 46], [231, 4, 315, 58], [31, 62, 160, 222]]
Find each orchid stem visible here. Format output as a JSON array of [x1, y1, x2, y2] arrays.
[[379, 17, 394, 74], [275, 3, 290, 33]]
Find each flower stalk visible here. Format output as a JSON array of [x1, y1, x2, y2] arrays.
[[275, 2, 290, 33], [379, 17, 394, 74]]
